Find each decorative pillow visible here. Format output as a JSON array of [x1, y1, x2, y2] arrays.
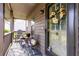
[[31, 39, 37, 46]]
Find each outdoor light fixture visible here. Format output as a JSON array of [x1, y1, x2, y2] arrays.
[[40, 9, 44, 14]]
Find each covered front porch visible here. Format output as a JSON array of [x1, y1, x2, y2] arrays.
[[3, 3, 45, 56], [0, 3, 78, 56]]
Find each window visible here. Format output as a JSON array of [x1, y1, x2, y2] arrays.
[[4, 19, 11, 35]]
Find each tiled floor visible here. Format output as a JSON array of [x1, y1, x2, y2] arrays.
[[7, 40, 29, 56]]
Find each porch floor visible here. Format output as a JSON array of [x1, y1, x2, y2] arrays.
[[6, 38, 42, 56], [6, 40, 29, 56]]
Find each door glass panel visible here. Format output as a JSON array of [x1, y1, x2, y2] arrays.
[[48, 3, 67, 56]]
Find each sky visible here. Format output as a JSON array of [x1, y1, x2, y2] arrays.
[[14, 19, 26, 31]]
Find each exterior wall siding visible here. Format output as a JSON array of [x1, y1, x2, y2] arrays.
[[0, 4, 4, 55], [3, 33, 12, 55], [34, 16, 45, 55], [29, 4, 46, 55]]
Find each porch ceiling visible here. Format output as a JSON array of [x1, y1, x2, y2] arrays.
[[4, 3, 38, 20]]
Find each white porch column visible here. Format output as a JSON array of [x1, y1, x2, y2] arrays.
[[10, 17, 14, 32], [10, 10, 14, 32], [9, 4, 14, 41], [25, 20, 28, 33], [28, 20, 31, 33]]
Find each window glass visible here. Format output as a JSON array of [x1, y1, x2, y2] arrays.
[[48, 4, 67, 56]]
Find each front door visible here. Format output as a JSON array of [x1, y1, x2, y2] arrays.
[[45, 3, 76, 56]]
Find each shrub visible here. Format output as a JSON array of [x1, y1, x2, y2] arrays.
[[4, 29, 10, 33]]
